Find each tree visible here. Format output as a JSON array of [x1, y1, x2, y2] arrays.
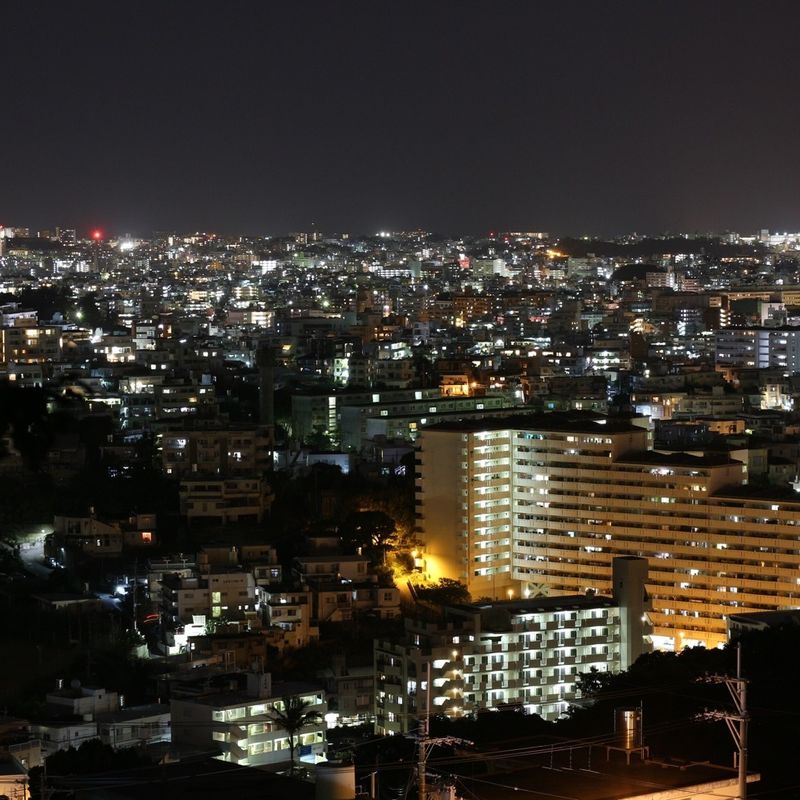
[[416, 578, 471, 606], [270, 696, 323, 773], [574, 666, 615, 697], [339, 510, 397, 563]]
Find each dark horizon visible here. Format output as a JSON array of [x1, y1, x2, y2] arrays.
[[4, 0, 800, 237]]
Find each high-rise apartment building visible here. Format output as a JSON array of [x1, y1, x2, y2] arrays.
[[416, 412, 800, 649], [374, 557, 649, 733]]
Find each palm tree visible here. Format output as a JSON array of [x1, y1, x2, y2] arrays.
[[270, 696, 323, 772]]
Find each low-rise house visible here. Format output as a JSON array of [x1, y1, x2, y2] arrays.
[[161, 568, 259, 625], [0, 755, 28, 800], [293, 555, 370, 582], [179, 477, 271, 524], [96, 704, 171, 749], [313, 580, 400, 623], [188, 630, 276, 670], [263, 587, 319, 648], [48, 512, 156, 561], [46, 683, 119, 717], [31, 719, 98, 757], [199, 544, 282, 586]]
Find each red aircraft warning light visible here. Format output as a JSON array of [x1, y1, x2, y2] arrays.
[[92, 229, 103, 241]]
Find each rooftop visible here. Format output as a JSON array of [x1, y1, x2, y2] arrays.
[[617, 450, 741, 467], [453, 594, 618, 616], [51, 758, 314, 800], [424, 411, 643, 435], [448, 748, 756, 800], [173, 680, 324, 709], [95, 703, 170, 723]]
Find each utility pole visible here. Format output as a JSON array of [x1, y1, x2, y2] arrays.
[[417, 660, 472, 800], [697, 642, 749, 800], [132, 557, 139, 634]]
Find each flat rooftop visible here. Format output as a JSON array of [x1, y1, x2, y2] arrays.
[[425, 411, 643, 435], [617, 450, 741, 467], [447, 748, 755, 800], [50, 758, 314, 800], [95, 703, 170, 723], [452, 594, 618, 615], [173, 681, 324, 708]]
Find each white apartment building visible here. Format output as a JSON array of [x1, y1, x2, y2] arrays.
[[375, 557, 648, 734], [161, 569, 259, 624], [416, 411, 800, 649], [170, 672, 327, 768], [715, 326, 800, 372]]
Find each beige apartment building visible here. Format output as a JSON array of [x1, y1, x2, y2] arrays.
[[416, 411, 800, 649], [0, 324, 62, 364]]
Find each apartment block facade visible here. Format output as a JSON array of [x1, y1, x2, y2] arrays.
[[375, 557, 648, 733], [416, 412, 800, 649], [715, 326, 800, 371], [160, 427, 270, 477], [170, 673, 327, 768]]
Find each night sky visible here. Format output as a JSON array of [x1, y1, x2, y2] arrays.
[[3, 1, 800, 237]]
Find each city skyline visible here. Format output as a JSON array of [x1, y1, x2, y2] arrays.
[[6, 3, 800, 797]]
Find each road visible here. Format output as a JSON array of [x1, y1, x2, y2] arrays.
[[17, 532, 55, 580]]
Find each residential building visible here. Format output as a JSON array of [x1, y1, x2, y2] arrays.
[[49, 513, 156, 560], [293, 555, 371, 582], [160, 428, 270, 478], [96, 704, 171, 749], [170, 672, 327, 768], [0, 324, 62, 364], [312, 580, 400, 623], [323, 656, 375, 727], [161, 568, 259, 625], [45, 684, 119, 717], [30, 720, 97, 757], [415, 411, 800, 649], [338, 394, 515, 450], [375, 557, 649, 733], [715, 326, 800, 371], [262, 586, 319, 648], [179, 477, 271, 524]]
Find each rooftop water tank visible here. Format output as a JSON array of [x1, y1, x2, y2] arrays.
[[615, 707, 642, 751], [315, 762, 356, 800]]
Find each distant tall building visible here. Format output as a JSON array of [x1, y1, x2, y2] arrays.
[[256, 344, 275, 448], [415, 412, 800, 649]]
